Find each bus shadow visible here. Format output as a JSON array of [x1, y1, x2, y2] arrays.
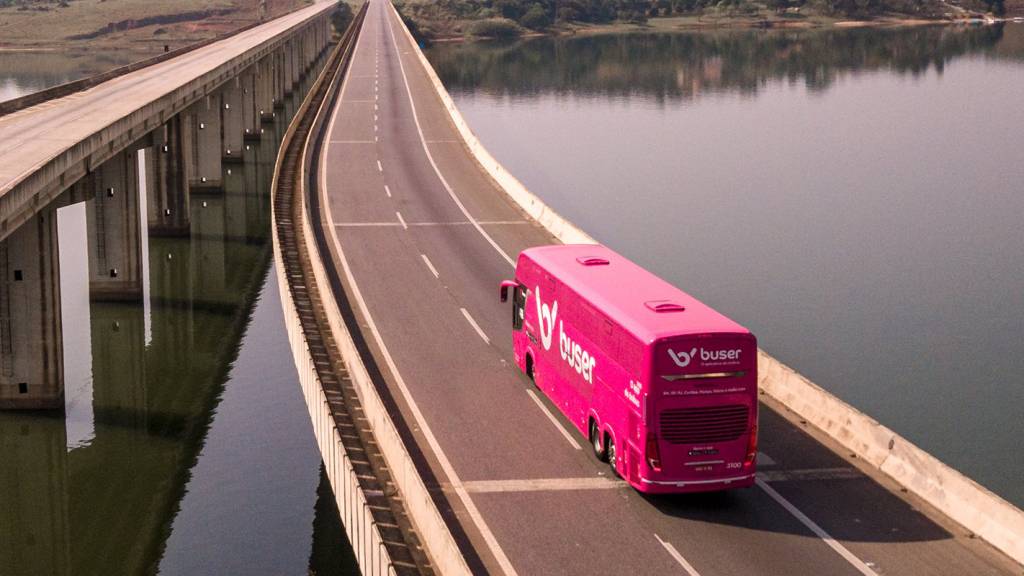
[[640, 406, 955, 544]]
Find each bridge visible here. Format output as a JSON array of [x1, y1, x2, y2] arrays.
[[271, 1, 1024, 575], [0, 0, 334, 409]]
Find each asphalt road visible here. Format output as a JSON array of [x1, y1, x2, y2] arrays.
[[318, 2, 1022, 574]]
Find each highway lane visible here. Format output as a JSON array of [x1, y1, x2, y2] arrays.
[[318, 1, 1022, 574]]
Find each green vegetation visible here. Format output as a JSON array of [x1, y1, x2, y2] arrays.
[[395, 0, 1012, 42]]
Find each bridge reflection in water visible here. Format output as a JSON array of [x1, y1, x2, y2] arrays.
[[0, 62, 355, 576]]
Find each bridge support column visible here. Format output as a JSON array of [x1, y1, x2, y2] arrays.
[[84, 149, 144, 302], [220, 77, 245, 163], [273, 51, 285, 108], [0, 207, 64, 409], [256, 58, 274, 124], [240, 66, 260, 139], [182, 94, 223, 191], [147, 117, 191, 237]]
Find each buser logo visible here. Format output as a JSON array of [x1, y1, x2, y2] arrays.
[[669, 347, 743, 368], [668, 347, 698, 368], [534, 286, 558, 351]]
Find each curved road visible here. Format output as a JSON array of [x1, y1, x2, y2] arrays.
[[318, 1, 1021, 574]]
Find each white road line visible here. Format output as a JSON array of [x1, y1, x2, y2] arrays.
[[756, 478, 880, 576], [334, 220, 529, 228], [374, 114, 379, 122], [654, 534, 702, 576], [375, 103, 379, 111], [395, 211, 407, 230], [420, 254, 439, 278], [376, 159, 383, 172], [526, 389, 582, 450], [464, 477, 627, 493], [460, 308, 490, 344], [384, 184, 392, 198], [384, 1, 515, 268]]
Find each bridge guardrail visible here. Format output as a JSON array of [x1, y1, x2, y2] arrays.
[[271, 5, 409, 575], [388, 0, 1024, 567]]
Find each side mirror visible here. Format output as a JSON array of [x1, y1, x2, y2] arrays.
[[499, 280, 519, 303]]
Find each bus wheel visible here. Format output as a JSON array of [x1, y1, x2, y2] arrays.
[[607, 436, 620, 478], [590, 420, 607, 462], [525, 355, 535, 383]]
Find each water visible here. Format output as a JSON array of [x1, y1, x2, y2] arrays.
[[0, 69, 357, 574], [426, 23, 1024, 507], [0, 49, 155, 103]]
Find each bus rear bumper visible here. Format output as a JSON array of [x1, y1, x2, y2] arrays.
[[636, 472, 755, 494]]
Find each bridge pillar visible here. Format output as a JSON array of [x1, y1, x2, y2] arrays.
[[147, 117, 191, 237], [182, 94, 223, 191], [84, 149, 145, 302], [220, 77, 245, 163], [273, 50, 285, 108], [0, 207, 64, 409], [240, 66, 260, 139], [289, 38, 300, 89], [256, 57, 275, 125]]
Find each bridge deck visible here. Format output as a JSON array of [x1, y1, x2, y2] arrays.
[[319, 2, 1021, 574], [0, 0, 333, 237]]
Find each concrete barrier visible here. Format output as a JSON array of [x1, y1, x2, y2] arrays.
[[271, 13, 399, 574], [392, 2, 1024, 567]]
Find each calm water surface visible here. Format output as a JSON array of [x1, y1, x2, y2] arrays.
[[0, 68, 356, 574], [0, 49, 155, 103], [427, 23, 1024, 506]]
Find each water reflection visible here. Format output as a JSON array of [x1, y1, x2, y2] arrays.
[[430, 23, 1024, 101], [0, 61, 355, 575]]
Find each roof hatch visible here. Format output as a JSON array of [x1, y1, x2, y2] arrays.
[[575, 256, 610, 266], [644, 300, 686, 313]]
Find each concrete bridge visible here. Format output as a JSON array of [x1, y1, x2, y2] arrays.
[[273, 1, 1024, 575], [0, 1, 336, 409]]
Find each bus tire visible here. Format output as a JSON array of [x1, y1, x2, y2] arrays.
[[525, 354, 535, 383], [590, 419, 607, 462], [607, 435, 620, 478]]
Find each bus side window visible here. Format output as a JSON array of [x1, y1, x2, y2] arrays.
[[513, 286, 526, 331]]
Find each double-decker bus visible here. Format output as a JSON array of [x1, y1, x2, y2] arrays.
[[500, 244, 758, 493]]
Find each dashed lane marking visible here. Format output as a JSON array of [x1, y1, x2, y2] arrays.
[[395, 211, 407, 230], [460, 308, 490, 344], [420, 254, 439, 278]]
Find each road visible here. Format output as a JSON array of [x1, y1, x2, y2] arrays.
[[317, 1, 1022, 574]]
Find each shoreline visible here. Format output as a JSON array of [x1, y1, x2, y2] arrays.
[[421, 13, 1015, 43]]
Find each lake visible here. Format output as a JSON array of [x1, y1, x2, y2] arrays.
[[426, 22, 1024, 507]]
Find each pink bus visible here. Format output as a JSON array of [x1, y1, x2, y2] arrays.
[[500, 245, 758, 493]]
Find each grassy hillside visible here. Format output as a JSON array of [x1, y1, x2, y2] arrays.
[[0, 0, 311, 51]]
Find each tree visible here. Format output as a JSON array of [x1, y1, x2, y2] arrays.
[[520, 3, 553, 28]]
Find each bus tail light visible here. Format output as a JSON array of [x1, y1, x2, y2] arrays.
[[646, 433, 662, 471], [743, 425, 758, 470]]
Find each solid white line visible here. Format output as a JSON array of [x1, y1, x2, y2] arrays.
[[756, 478, 880, 575], [464, 477, 627, 493], [421, 254, 439, 278], [460, 308, 490, 344], [654, 534, 702, 576], [321, 11, 516, 576], [334, 220, 529, 228], [376, 159, 383, 172], [526, 389, 582, 450], [384, 2, 515, 269], [395, 211, 407, 230], [384, 184, 392, 198]]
